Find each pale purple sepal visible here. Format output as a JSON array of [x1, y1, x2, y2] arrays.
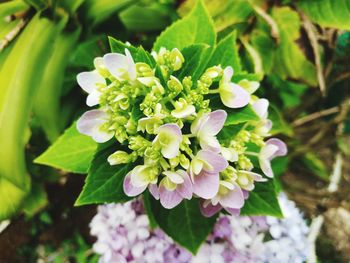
[[123, 172, 147, 197], [76, 110, 114, 143], [199, 200, 222, 217], [192, 171, 220, 199]]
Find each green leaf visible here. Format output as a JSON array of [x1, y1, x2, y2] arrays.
[[75, 145, 133, 205], [298, 0, 350, 30], [218, 123, 244, 141], [177, 44, 209, 80], [109, 36, 138, 56], [153, 0, 216, 51], [149, 198, 217, 254], [143, 192, 158, 229], [207, 31, 242, 73], [178, 0, 253, 33], [241, 179, 283, 217], [225, 105, 260, 126], [109, 37, 155, 66], [35, 122, 97, 174]]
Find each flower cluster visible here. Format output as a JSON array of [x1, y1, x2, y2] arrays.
[[90, 194, 310, 263], [76, 46, 287, 213]]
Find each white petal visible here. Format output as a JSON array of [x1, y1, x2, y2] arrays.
[[103, 53, 128, 79], [252, 98, 269, 119], [86, 90, 101, 107], [77, 71, 105, 93]]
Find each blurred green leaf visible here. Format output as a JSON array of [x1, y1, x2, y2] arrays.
[[269, 104, 294, 136], [119, 2, 173, 32], [301, 152, 329, 180], [298, 0, 350, 30], [271, 7, 317, 86], [35, 122, 97, 174], [22, 183, 48, 217]]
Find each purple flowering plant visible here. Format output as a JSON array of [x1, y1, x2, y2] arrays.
[[36, 0, 287, 253]]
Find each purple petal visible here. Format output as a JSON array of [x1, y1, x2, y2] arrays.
[[243, 190, 249, 199], [76, 110, 114, 143], [176, 170, 193, 200], [157, 123, 182, 138], [77, 71, 105, 93], [123, 172, 147, 197], [266, 138, 287, 158], [148, 183, 159, 200], [199, 110, 227, 136], [223, 66, 234, 82], [252, 98, 269, 119], [219, 185, 244, 209], [159, 184, 183, 209], [199, 136, 221, 153], [192, 171, 219, 199], [199, 200, 222, 217], [224, 207, 241, 216], [197, 150, 228, 173]]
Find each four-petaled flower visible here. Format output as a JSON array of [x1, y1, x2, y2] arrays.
[[190, 150, 228, 199], [77, 109, 114, 143], [159, 170, 193, 209], [259, 138, 287, 177], [103, 48, 137, 81], [77, 70, 106, 107], [191, 110, 227, 153], [218, 66, 250, 108], [153, 124, 183, 159]]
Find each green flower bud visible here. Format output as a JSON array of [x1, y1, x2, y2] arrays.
[[107, 150, 131, 165], [167, 75, 183, 95], [169, 156, 179, 168], [169, 48, 184, 71], [179, 154, 190, 169], [182, 76, 193, 91], [220, 166, 237, 180], [136, 62, 154, 77], [203, 66, 222, 79], [238, 155, 253, 170]]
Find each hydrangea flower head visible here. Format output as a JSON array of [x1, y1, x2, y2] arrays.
[[76, 45, 287, 214], [90, 194, 309, 263]]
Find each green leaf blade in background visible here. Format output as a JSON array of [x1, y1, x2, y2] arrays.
[[298, 0, 350, 30], [0, 13, 67, 220], [241, 179, 283, 217], [153, 0, 216, 51], [35, 122, 97, 174], [75, 145, 133, 206], [149, 197, 217, 254]]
